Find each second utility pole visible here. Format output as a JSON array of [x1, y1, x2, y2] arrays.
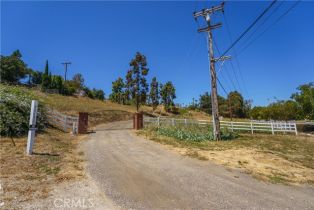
[[193, 2, 226, 140], [61, 62, 71, 82]]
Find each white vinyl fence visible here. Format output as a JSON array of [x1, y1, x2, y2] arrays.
[[144, 117, 298, 135], [47, 109, 78, 134]]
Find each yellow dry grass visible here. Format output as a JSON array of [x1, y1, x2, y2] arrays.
[[139, 130, 314, 185], [0, 128, 85, 209]]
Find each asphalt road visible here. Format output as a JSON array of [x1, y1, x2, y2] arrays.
[[83, 121, 314, 210]]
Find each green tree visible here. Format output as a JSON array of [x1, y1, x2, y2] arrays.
[[0, 50, 27, 83], [291, 82, 314, 120], [31, 70, 42, 85], [109, 77, 125, 104], [51, 75, 64, 93], [160, 81, 176, 112], [72, 73, 84, 89], [41, 60, 51, 91], [91, 88, 105, 100], [199, 92, 211, 114], [228, 91, 245, 118], [149, 77, 159, 110], [126, 52, 149, 111]]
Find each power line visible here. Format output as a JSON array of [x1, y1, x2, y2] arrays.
[[213, 38, 238, 92], [223, 12, 250, 98], [235, 1, 284, 51], [216, 0, 277, 61], [237, 0, 301, 56]]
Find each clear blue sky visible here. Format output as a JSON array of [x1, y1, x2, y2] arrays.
[[1, 1, 313, 106]]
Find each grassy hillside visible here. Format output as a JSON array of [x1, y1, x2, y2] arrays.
[[2, 84, 210, 126]]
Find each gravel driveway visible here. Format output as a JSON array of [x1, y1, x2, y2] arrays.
[[83, 121, 314, 209]]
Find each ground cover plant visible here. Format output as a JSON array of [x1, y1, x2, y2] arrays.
[[148, 124, 237, 141]]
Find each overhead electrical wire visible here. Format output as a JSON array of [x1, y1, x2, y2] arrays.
[[237, 0, 301, 56], [235, 1, 284, 51], [216, 0, 278, 61]]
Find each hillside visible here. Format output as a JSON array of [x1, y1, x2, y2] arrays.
[[3, 84, 210, 126]]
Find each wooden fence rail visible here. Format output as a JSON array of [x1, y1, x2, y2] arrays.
[[144, 117, 298, 135], [46, 109, 78, 134]]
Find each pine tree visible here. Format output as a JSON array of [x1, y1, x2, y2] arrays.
[[149, 77, 159, 110], [160, 81, 176, 112], [109, 77, 125, 104], [127, 52, 149, 111], [41, 60, 51, 91]]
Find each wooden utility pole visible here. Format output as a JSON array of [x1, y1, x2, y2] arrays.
[[193, 2, 228, 140], [61, 62, 71, 81]]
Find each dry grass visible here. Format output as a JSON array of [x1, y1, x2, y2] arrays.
[[0, 128, 85, 209], [138, 129, 314, 185]]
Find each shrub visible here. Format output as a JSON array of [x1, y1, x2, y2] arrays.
[[150, 124, 237, 141], [0, 84, 47, 136]]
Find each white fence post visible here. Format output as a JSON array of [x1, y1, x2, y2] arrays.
[[172, 118, 175, 126], [271, 122, 274, 135], [250, 122, 254, 134], [294, 123, 298, 135], [26, 100, 38, 155], [231, 121, 234, 132], [72, 122, 77, 135], [157, 117, 160, 127], [185, 118, 187, 125]]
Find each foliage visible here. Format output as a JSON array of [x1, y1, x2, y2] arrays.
[[72, 73, 84, 89], [291, 82, 314, 120], [250, 100, 300, 121], [109, 77, 125, 104], [41, 60, 51, 91], [228, 91, 247, 118], [160, 81, 176, 112], [91, 88, 105, 100], [126, 52, 149, 111], [0, 50, 27, 84], [149, 77, 159, 110], [0, 84, 46, 136], [150, 125, 236, 141], [249, 83, 313, 121], [50, 75, 64, 93], [31, 70, 43, 85]]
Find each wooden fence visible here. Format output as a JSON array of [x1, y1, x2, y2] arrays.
[[144, 117, 298, 135], [46, 109, 78, 134]]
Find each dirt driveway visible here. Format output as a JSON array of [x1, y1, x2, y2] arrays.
[[83, 121, 314, 209]]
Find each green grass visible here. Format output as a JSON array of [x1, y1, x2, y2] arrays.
[[141, 126, 314, 169]]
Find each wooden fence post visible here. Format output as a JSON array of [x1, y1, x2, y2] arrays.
[[26, 100, 38, 155], [64, 116, 68, 132], [231, 121, 234, 132], [78, 112, 88, 134], [157, 117, 160, 127]]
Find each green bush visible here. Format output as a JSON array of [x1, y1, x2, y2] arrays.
[[0, 85, 47, 136], [151, 124, 237, 141]]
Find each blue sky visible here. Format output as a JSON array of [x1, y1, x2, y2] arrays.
[[1, 1, 313, 106]]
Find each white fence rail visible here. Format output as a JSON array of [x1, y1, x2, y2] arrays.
[[47, 109, 78, 134], [144, 117, 298, 135]]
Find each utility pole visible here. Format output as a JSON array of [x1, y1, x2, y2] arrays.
[[61, 62, 71, 81], [193, 2, 229, 140]]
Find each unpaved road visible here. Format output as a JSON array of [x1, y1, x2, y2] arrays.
[[83, 121, 314, 209]]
